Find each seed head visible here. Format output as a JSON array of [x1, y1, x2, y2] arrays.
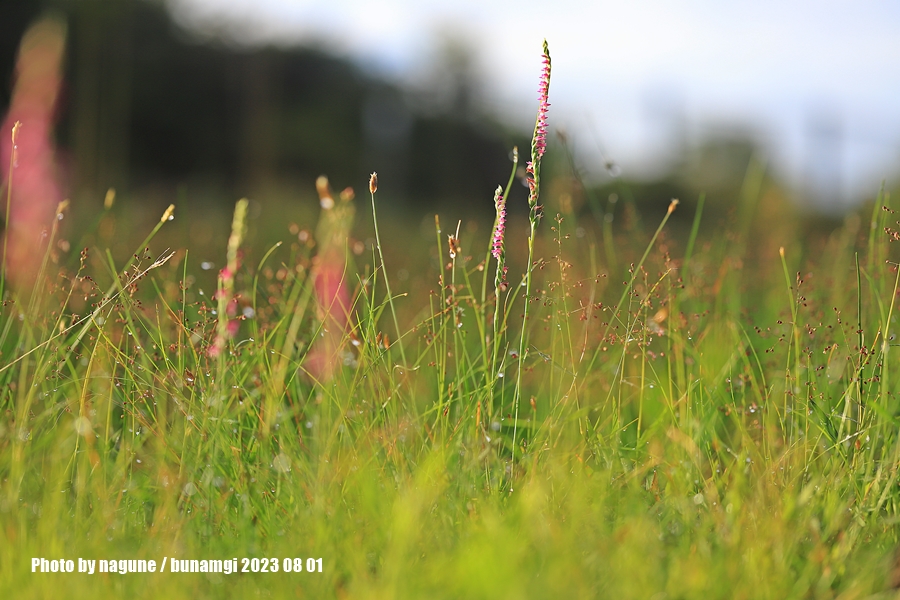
[[448, 235, 460, 259], [369, 172, 378, 194], [316, 175, 334, 209], [160, 204, 175, 223]]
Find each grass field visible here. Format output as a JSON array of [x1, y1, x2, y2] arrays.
[[3, 43, 900, 599]]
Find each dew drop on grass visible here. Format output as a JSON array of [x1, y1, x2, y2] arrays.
[[73, 417, 92, 436]]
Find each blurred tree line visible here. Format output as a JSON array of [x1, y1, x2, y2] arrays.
[[0, 0, 524, 212], [2, 0, 849, 254]]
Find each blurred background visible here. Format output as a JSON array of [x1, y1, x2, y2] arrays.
[[2, 0, 900, 234]]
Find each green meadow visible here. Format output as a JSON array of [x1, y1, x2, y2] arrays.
[[3, 47, 900, 599]]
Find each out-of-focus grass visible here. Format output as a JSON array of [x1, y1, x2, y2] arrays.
[[1, 155, 900, 600]]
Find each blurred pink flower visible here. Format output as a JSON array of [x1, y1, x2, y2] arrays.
[[307, 178, 355, 381], [1, 17, 66, 289]]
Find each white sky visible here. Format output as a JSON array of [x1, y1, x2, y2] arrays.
[[168, 0, 900, 208]]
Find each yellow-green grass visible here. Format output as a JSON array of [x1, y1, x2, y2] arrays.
[[1, 167, 899, 599]]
